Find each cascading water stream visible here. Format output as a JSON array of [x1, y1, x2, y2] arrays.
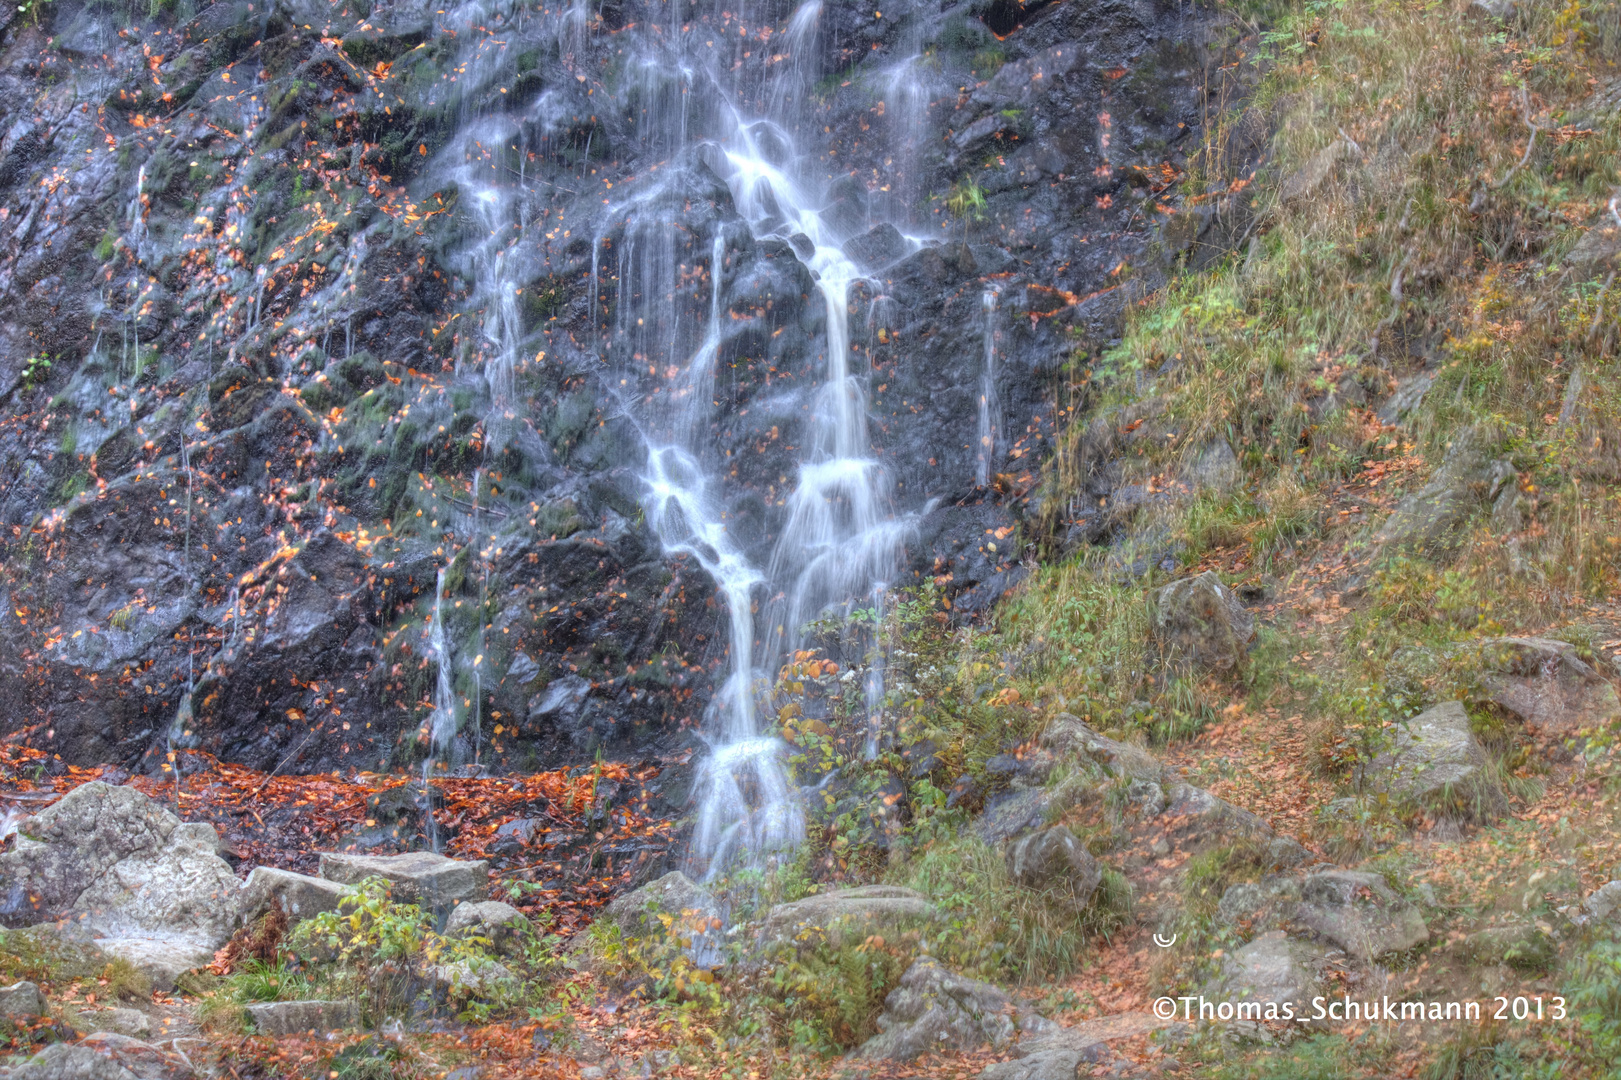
[[597, 11, 923, 880]]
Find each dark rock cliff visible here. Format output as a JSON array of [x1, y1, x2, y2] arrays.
[[0, 0, 1255, 782]]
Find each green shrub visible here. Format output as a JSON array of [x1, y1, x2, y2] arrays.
[[756, 940, 906, 1054]]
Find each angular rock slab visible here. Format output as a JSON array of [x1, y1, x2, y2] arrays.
[[93, 936, 216, 994], [857, 956, 1056, 1061], [758, 886, 935, 952], [5, 1032, 195, 1080], [984, 1012, 1189, 1077], [980, 1050, 1093, 1080], [245, 999, 359, 1035], [1464, 637, 1621, 734], [0, 782, 238, 947], [1366, 701, 1508, 820], [973, 789, 1054, 846], [1157, 783, 1311, 868], [1210, 930, 1329, 1015], [317, 851, 487, 917], [1579, 880, 1621, 927], [1148, 571, 1254, 671], [1295, 870, 1428, 961], [86, 1007, 152, 1039], [237, 867, 351, 927], [1216, 877, 1302, 938]]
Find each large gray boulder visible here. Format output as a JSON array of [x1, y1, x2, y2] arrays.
[[1461, 637, 1621, 735], [1365, 701, 1508, 820], [0, 783, 238, 992], [1294, 870, 1428, 961], [857, 956, 1056, 1060], [757, 885, 935, 952], [1148, 572, 1254, 670], [1364, 424, 1512, 564], [0, 783, 238, 943], [317, 851, 487, 918], [598, 871, 721, 942], [1005, 828, 1101, 914], [1040, 714, 1164, 783]]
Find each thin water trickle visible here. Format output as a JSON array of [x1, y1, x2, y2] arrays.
[[976, 288, 1002, 488], [424, 567, 458, 852]]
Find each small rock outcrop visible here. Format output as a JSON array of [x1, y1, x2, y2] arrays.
[[1363, 423, 1513, 565], [1578, 880, 1621, 927], [972, 789, 1056, 845], [245, 999, 359, 1035], [1462, 637, 1621, 735], [1209, 930, 1330, 1016], [1148, 572, 1255, 671], [1364, 701, 1508, 820], [857, 956, 1056, 1061], [85, 1007, 152, 1039], [982, 1013, 1187, 1079], [1295, 870, 1428, 961], [445, 900, 531, 957], [317, 851, 488, 919], [0, 981, 47, 1019], [1040, 714, 1164, 783], [1216, 877, 1303, 938], [1004, 828, 1102, 914], [1159, 784, 1311, 868], [757, 886, 935, 952], [599, 871, 722, 942]]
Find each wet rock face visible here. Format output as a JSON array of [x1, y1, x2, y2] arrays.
[[0, 0, 1246, 779]]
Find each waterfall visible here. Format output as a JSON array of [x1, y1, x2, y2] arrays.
[[639, 232, 806, 878], [591, 4, 919, 880], [424, 567, 458, 852], [976, 288, 1002, 488]]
